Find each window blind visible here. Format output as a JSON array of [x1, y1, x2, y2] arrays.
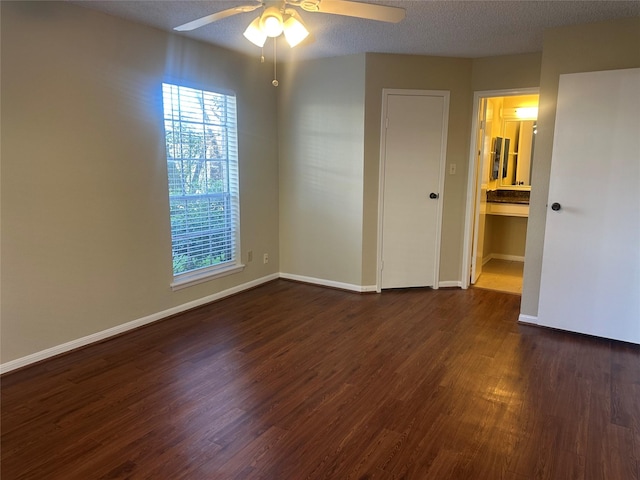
[[162, 83, 240, 279]]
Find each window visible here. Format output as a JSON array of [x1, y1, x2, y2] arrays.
[[162, 83, 242, 289]]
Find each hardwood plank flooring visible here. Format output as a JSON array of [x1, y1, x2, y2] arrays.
[[2, 280, 638, 479]]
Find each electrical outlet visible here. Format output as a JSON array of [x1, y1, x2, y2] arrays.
[[449, 163, 457, 175], [247, 250, 253, 262], [263, 253, 269, 264]]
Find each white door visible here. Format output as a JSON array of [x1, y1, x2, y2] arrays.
[[538, 68, 640, 344], [470, 98, 490, 284], [379, 90, 449, 289]]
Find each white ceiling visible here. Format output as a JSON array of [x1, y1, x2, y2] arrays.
[[70, 1, 640, 61]]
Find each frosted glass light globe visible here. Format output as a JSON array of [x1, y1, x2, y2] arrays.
[[260, 8, 283, 37]]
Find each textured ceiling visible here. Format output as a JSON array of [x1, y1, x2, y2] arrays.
[[69, 1, 640, 61]]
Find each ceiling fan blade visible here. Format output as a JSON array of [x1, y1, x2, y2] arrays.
[[174, 4, 261, 32], [308, 0, 405, 23]]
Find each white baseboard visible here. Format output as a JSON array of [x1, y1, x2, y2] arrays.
[[0, 273, 280, 375], [492, 254, 525, 262], [518, 314, 538, 325], [0, 272, 468, 374], [279, 272, 377, 293], [488, 253, 525, 263], [280, 274, 462, 291]]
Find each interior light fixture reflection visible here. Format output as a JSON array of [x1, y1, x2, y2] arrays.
[[515, 107, 539, 119]]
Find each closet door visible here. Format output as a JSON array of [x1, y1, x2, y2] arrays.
[[379, 90, 449, 289], [537, 68, 640, 344]]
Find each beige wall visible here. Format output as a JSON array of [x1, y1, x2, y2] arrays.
[[278, 55, 366, 286], [363, 54, 473, 284], [472, 53, 543, 92], [1, 2, 280, 362], [484, 216, 528, 259], [520, 17, 640, 317], [280, 52, 542, 289]]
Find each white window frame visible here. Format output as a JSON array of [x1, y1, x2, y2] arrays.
[[161, 82, 243, 290]]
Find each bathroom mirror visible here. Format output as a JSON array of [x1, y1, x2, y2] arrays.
[[491, 136, 504, 181], [499, 120, 536, 188]]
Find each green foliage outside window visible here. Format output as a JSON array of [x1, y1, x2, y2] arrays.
[[162, 83, 238, 276]]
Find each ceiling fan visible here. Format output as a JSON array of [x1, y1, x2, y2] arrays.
[[174, 0, 406, 48]]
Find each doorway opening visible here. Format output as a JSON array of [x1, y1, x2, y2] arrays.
[[462, 88, 539, 294]]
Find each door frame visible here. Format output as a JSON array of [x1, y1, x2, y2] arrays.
[[461, 87, 539, 289], [376, 88, 450, 293]]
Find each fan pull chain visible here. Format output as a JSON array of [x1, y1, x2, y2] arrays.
[[272, 38, 279, 87], [260, 45, 264, 63]]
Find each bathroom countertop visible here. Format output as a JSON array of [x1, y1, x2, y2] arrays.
[[486, 189, 530, 204]]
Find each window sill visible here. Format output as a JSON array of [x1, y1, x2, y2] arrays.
[[170, 263, 245, 291]]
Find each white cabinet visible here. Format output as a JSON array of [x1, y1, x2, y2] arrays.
[[486, 203, 529, 217]]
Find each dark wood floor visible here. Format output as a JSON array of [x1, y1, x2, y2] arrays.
[[2, 280, 639, 479]]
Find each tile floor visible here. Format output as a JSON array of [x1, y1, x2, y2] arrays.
[[472, 258, 524, 295]]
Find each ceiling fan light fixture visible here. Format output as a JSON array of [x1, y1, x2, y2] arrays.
[[283, 12, 309, 47], [260, 7, 284, 37], [243, 16, 267, 47]]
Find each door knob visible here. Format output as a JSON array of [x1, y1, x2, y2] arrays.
[[429, 193, 439, 199], [551, 202, 561, 211]]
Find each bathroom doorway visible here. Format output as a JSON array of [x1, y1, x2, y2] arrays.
[[462, 88, 539, 294]]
